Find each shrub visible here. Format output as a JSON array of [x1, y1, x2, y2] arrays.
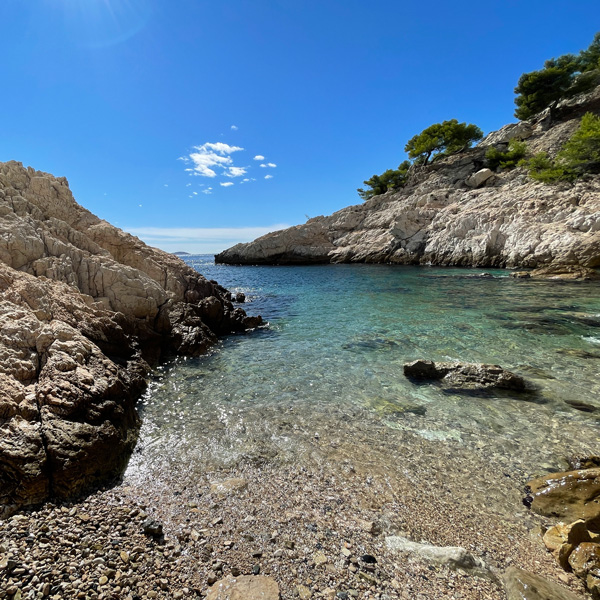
[[357, 160, 411, 200], [485, 139, 528, 170], [521, 112, 600, 182]]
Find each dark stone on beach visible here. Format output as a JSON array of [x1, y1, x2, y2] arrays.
[[235, 292, 246, 303], [142, 518, 163, 537], [569, 456, 600, 470], [360, 554, 377, 564], [403, 360, 527, 392]]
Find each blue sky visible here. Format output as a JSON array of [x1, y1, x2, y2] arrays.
[[2, 1, 598, 253]]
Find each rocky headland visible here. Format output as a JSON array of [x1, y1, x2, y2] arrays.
[[0, 160, 261, 517], [216, 87, 600, 273]]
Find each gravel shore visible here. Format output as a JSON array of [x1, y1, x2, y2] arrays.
[[1, 413, 591, 600]]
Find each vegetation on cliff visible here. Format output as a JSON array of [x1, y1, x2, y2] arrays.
[[514, 32, 600, 120], [358, 32, 600, 200], [522, 112, 600, 182]]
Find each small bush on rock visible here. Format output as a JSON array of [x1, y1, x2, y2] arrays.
[[521, 112, 600, 182], [485, 139, 528, 171]]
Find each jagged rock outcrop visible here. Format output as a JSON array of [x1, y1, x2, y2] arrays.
[[0, 161, 262, 516], [216, 87, 600, 270]]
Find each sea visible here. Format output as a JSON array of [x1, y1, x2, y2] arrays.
[[124, 255, 600, 494]]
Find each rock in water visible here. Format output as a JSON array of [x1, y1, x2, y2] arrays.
[[205, 575, 280, 600], [403, 360, 527, 392], [503, 566, 583, 600], [0, 160, 262, 515], [526, 468, 600, 521]]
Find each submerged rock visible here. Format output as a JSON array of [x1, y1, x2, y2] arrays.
[[525, 468, 600, 521], [403, 360, 527, 392], [385, 536, 491, 577], [503, 566, 582, 600], [0, 160, 262, 516], [511, 265, 600, 281]]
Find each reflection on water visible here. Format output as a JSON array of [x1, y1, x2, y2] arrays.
[[126, 258, 600, 519]]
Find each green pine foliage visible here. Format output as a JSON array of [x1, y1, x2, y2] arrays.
[[485, 139, 528, 171], [521, 112, 600, 182], [357, 160, 411, 200], [404, 120, 483, 165], [514, 32, 600, 120]]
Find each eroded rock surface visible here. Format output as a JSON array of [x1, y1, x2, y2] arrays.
[[503, 566, 583, 600], [403, 360, 527, 392], [526, 468, 600, 521], [0, 161, 261, 515], [216, 87, 600, 271]]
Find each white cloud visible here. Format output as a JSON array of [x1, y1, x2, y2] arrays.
[[180, 142, 244, 178], [126, 224, 291, 254], [267, 162, 277, 168], [253, 155, 265, 161], [202, 187, 213, 195], [220, 182, 234, 187], [227, 166, 247, 177], [265, 174, 273, 180], [186, 183, 192, 187], [192, 192, 198, 195], [231, 125, 238, 130], [164, 184, 169, 187]]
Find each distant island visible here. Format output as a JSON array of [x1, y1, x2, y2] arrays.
[[173, 251, 191, 256]]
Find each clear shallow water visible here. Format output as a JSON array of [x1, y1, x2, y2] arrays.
[[126, 256, 600, 490]]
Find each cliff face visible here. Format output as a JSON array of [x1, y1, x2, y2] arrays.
[[0, 161, 261, 516], [216, 88, 600, 269]]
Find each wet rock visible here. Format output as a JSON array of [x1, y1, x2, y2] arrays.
[[503, 566, 583, 600], [568, 542, 600, 578], [385, 536, 489, 575], [511, 265, 600, 281], [142, 518, 163, 537], [210, 478, 249, 497], [543, 520, 591, 552], [403, 360, 527, 392], [569, 456, 600, 470], [526, 468, 600, 521], [205, 575, 280, 600]]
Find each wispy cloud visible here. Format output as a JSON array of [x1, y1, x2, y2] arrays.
[[253, 155, 265, 161], [231, 125, 238, 131], [265, 174, 274, 180], [227, 166, 247, 177], [126, 224, 290, 253], [180, 142, 243, 178], [220, 182, 234, 187]]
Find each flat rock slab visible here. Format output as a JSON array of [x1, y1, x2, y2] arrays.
[[526, 468, 600, 521], [210, 478, 249, 497], [403, 360, 527, 392], [385, 536, 488, 574], [503, 566, 582, 600], [205, 575, 280, 600]]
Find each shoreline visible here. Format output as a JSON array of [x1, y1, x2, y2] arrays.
[[1, 397, 592, 599]]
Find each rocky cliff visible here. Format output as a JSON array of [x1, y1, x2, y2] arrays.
[[0, 161, 261, 516], [216, 87, 600, 269]]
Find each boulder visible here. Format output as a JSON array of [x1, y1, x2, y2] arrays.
[[511, 265, 600, 281], [568, 543, 600, 578], [526, 468, 600, 521], [205, 575, 280, 600], [503, 566, 583, 600], [403, 360, 527, 392], [465, 168, 494, 188]]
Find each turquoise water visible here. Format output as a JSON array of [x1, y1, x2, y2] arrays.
[[126, 257, 600, 491]]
